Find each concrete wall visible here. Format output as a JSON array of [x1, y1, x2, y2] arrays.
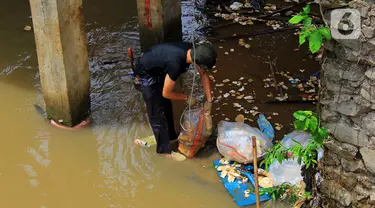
[[136, 0, 182, 52], [320, 0, 375, 206]]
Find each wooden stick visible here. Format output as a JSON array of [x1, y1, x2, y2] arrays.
[[252, 136, 260, 208], [267, 56, 280, 93]]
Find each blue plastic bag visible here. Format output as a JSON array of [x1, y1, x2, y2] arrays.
[[257, 114, 274, 139]]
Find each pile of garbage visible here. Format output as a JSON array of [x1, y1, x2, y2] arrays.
[[214, 114, 323, 203], [216, 119, 273, 164], [278, 70, 320, 102], [213, 1, 288, 30]]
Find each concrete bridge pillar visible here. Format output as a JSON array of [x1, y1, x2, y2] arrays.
[[29, 0, 90, 127], [136, 0, 183, 52]]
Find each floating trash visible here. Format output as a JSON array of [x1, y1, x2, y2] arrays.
[[244, 95, 254, 100], [275, 123, 283, 131], [230, 2, 243, 10], [236, 94, 245, 99], [24, 26, 32, 31]]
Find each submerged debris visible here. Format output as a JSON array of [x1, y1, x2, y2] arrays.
[[275, 123, 283, 131], [235, 114, 245, 122], [239, 38, 251, 49], [24, 26, 32, 31]]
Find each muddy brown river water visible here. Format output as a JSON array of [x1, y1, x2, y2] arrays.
[[0, 0, 318, 207]]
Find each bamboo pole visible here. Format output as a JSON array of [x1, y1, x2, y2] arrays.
[[252, 136, 260, 208]]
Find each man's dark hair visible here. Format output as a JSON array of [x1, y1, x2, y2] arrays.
[[190, 43, 217, 71]]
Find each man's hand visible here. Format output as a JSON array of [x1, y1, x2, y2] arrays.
[[204, 101, 212, 114], [186, 96, 198, 106]]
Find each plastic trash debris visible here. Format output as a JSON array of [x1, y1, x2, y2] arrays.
[[281, 130, 324, 159], [24, 26, 32, 31], [281, 130, 311, 148], [257, 114, 274, 139], [230, 2, 243, 10], [268, 158, 303, 186], [134, 139, 151, 148], [213, 158, 271, 206], [216, 121, 273, 164]]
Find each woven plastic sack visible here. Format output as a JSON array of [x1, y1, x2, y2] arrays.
[[178, 108, 211, 158], [216, 121, 273, 164]]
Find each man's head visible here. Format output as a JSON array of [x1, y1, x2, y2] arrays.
[[190, 43, 217, 71]]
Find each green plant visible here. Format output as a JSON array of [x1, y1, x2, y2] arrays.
[[259, 183, 291, 201], [259, 183, 310, 203], [262, 142, 285, 170], [261, 110, 328, 169], [259, 110, 328, 204], [288, 4, 331, 54], [293, 110, 328, 146]]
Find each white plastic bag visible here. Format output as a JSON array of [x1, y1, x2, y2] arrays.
[[281, 130, 312, 148], [281, 130, 324, 161], [268, 158, 303, 186], [216, 121, 273, 164], [230, 2, 243, 10]]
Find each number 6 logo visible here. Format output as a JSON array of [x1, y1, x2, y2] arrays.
[[330, 9, 361, 40]]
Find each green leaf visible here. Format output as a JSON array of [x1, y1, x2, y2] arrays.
[[303, 17, 312, 28], [294, 120, 305, 130], [308, 31, 323, 54], [306, 160, 311, 168], [303, 4, 310, 15], [319, 128, 328, 140], [313, 128, 327, 145], [293, 111, 308, 121], [309, 116, 318, 133], [299, 33, 306, 46], [319, 27, 331, 40], [260, 160, 265, 167], [303, 119, 310, 130], [289, 15, 304, 24], [312, 159, 318, 164]]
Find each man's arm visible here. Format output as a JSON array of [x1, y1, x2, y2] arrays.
[[162, 74, 188, 101], [197, 65, 212, 102]]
